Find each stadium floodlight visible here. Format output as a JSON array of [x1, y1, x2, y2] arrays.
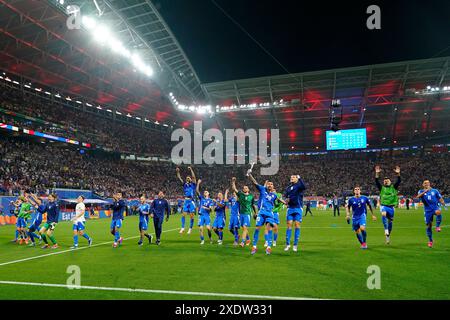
[[116, 111, 122, 115], [106, 109, 112, 112], [427, 85, 431, 90], [155, 121, 160, 125], [144, 118, 150, 122], [24, 85, 31, 88], [93, 25, 111, 44], [66, 97, 71, 100], [55, 94, 61, 98], [45, 91, 51, 95], [126, 114, 132, 118], [76, 100, 82, 104], [86, 103, 92, 107], [96, 106, 102, 109], [135, 117, 141, 120], [81, 16, 97, 30]]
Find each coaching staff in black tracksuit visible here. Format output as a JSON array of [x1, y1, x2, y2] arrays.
[[150, 191, 170, 245]]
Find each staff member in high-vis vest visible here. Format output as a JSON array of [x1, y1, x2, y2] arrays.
[[375, 165, 401, 244]]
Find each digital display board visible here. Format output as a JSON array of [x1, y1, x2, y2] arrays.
[[326, 128, 367, 150]]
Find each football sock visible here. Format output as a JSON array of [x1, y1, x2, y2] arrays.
[[234, 228, 239, 242], [82, 233, 90, 241], [200, 234, 204, 241], [436, 215, 442, 227], [15, 230, 19, 240], [294, 227, 300, 246], [114, 231, 120, 242], [41, 234, 48, 244], [181, 216, 186, 228], [361, 230, 367, 243], [356, 232, 363, 244], [286, 228, 292, 246], [207, 229, 212, 240], [253, 229, 260, 246], [388, 220, 393, 234], [426, 226, 433, 242], [189, 218, 194, 229], [48, 235, 57, 245], [73, 235, 78, 246], [268, 230, 273, 247], [381, 216, 388, 231], [218, 230, 223, 241], [274, 231, 278, 242]]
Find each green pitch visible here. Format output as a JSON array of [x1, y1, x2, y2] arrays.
[[0, 208, 448, 300]]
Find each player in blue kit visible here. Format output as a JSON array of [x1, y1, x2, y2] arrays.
[[137, 195, 153, 246], [212, 192, 226, 245], [26, 193, 44, 246], [283, 175, 306, 252], [416, 180, 447, 248], [346, 186, 376, 249], [248, 173, 281, 255], [225, 189, 241, 246], [176, 166, 197, 234], [110, 192, 126, 248], [195, 179, 214, 245]]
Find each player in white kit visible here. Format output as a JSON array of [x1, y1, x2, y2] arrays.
[[71, 195, 92, 249]]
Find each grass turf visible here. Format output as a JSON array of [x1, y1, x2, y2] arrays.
[[0, 208, 448, 300]]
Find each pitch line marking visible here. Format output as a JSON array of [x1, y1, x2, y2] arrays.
[[0, 228, 179, 268], [0, 280, 324, 300]]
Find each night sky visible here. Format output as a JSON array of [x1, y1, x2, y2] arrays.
[[155, 0, 450, 83]]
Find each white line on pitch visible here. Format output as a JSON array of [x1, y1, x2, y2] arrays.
[[0, 228, 179, 268], [0, 280, 323, 300]]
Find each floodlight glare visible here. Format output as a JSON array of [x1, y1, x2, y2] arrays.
[[81, 16, 97, 30], [93, 25, 111, 44]]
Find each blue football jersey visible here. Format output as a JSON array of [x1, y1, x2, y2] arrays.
[[198, 196, 214, 216], [229, 197, 240, 216], [348, 196, 370, 217], [284, 179, 306, 208], [256, 184, 278, 213], [418, 189, 442, 212], [183, 183, 196, 198]]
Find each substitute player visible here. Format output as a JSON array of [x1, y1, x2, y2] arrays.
[[231, 177, 257, 247], [110, 192, 126, 248], [176, 166, 197, 234], [40, 193, 60, 249], [416, 180, 447, 248], [346, 186, 376, 249], [284, 175, 306, 252], [375, 165, 401, 244], [137, 195, 152, 246], [195, 179, 214, 245], [71, 195, 92, 249], [225, 189, 240, 246], [248, 173, 280, 255]]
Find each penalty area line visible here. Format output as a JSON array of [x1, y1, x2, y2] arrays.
[[0, 228, 179, 268], [0, 280, 324, 300]]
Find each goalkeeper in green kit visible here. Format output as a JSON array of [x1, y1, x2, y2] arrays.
[[375, 165, 401, 244]]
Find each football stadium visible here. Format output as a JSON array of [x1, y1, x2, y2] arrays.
[[0, 0, 449, 307]]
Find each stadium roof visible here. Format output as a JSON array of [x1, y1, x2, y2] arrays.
[[203, 56, 450, 151], [0, 0, 203, 125]]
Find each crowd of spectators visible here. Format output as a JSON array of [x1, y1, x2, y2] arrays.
[[0, 87, 171, 156], [1, 136, 449, 200]]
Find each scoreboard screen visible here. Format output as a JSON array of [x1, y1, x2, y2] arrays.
[[326, 128, 367, 150]]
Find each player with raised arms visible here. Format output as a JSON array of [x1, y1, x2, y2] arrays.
[[264, 188, 283, 248], [225, 188, 241, 246], [375, 165, 401, 244], [346, 186, 376, 249], [70, 195, 92, 249], [231, 177, 257, 247], [284, 175, 306, 252], [212, 192, 226, 245], [195, 179, 214, 244], [415, 180, 447, 248], [137, 194, 153, 246], [248, 173, 281, 255], [176, 166, 197, 234]]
